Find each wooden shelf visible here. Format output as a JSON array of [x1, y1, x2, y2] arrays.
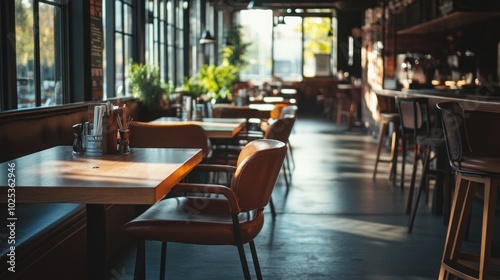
[[397, 11, 500, 35]]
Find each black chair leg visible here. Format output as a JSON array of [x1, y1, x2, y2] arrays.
[[232, 214, 251, 280], [269, 196, 277, 220], [134, 239, 146, 280], [282, 164, 290, 190], [160, 242, 167, 280], [408, 146, 430, 233], [249, 240, 263, 280]]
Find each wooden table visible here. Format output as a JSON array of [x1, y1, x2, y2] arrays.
[[0, 146, 203, 279], [150, 117, 246, 139]]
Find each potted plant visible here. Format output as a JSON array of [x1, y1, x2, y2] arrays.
[[196, 62, 239, 103], [128, 61, 174, 121], [129, 61, 171, 108], [221, 25, 251, 71]]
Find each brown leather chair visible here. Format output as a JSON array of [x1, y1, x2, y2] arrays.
[[122, 139, 287, 280], [437, 102, 500, 280], [211, 106, 265, 163], [129, 121, 211, 157], [265, 116, 296, 190], [263, 115, 296, 220]]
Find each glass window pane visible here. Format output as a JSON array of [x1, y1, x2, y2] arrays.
[[115, 33, 123, 96], [303, 17, 332, 77], [239, 10, 273, 81], [39, 3, 63, 106], [124, 4, 132, 34], [16, 0, 36, 108], [160, 43, 165, 82], [274, 16, 302, 80], [124, 35, 133, 96], [168, 46, 174, 83], [115, 1, 122, 32]]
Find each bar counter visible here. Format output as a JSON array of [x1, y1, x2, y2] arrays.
[[373, 87, 500, 112]]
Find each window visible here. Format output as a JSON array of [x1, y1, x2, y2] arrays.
[[274, 15, 302, 80], [145, 0, 166, 76], [239, 10, 273, 82], [114, 0, 134, 97], [240, 9, 336, 81], [303, 17, 333, 77], [15, 0, 66, 108]]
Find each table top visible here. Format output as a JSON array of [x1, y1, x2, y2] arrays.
[[0, 146, 203, 205], [150, 117, 246, 138]]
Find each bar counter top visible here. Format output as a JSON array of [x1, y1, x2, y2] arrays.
[[373, 87, 500, 112]]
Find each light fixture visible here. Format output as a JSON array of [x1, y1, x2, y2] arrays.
[[277, 16, 286, 25], [199, 30, 215, 44]]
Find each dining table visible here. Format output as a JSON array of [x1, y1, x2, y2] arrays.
[[150, 117, 246, 139], [0, 145, 203, 280]]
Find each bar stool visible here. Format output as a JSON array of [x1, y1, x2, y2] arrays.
[[372, 94, 400, 189], [437, 102, 500, 280]]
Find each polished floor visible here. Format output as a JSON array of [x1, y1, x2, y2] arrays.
[[108, 114, 490, 280]]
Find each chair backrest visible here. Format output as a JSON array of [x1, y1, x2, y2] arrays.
[[264, 116, 296, 144], [212, 106, 261, 119], [436, 102, 469, 170], [279, 105, 298, 119], [396, 97, 431, 140], [213, 106, 263, 131], [269, 104, 287, 119], [129, 121, 210, 156], [375, 93, 397, 114], [231, 139, 287, 211]]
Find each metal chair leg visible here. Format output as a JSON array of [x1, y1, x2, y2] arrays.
[[160, 242, 167, 280], [269, 196, 277, 220], [232, 214, 251, 280], [249, 240, 263, 280], [134, 239, 146, 280]]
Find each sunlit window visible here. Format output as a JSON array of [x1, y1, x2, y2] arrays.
[[15, 0, 65, 108], [240, 9, 335, 81], [274, 16, 302, 81], [303, 17, 333, 77], [239, 10, 273, 82]]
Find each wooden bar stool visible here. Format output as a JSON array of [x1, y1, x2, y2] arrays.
[[372, 94, 400, 189], [437, 102, 500, 280]]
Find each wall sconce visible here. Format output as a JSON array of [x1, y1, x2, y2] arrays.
[[199, 30, 215, 44]]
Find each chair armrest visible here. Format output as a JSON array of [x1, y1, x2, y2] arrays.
[[171, 183, 241, 213], [192, 164, 237, 173]]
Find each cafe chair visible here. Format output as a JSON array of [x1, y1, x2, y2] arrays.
[[211, 106, 266, 163], [372, 93, 400, 189], [278, 105, 298, 169], [129, 121, 211, 158], [437, 102, 500, 280], [122, 139, 288, 280], [397, 97, 447, 233], [265, 115, 296, 191], [263, 115, 296, 220]]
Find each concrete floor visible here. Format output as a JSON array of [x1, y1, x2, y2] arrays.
[[107, 114, 492, 280]]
